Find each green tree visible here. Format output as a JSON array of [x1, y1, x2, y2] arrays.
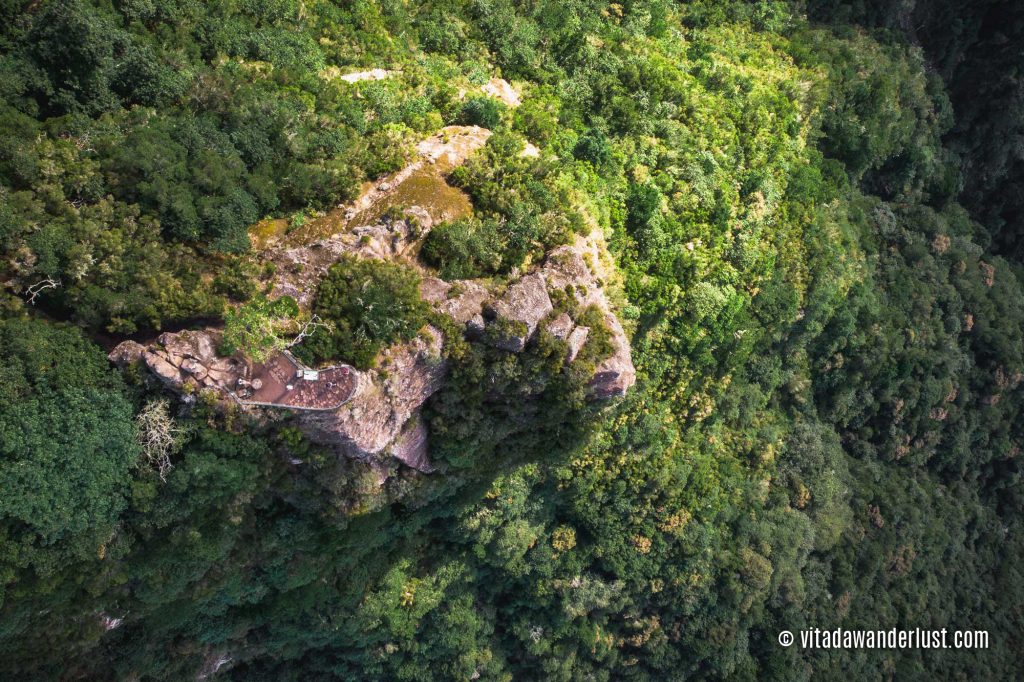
[[459, 96, 505, 129], [296, 255, 428, 369], [0, 318, 138, 592], [221, 294, 300, 363]]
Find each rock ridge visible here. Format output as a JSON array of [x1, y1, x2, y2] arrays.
[[112, 114, 634, 480]]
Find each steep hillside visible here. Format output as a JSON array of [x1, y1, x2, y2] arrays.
[[0, 1, 1021, 680]]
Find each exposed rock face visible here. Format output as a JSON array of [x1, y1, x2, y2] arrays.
[[337, 68, 394, 83], [588, 313, 635, 399], [488, 273, 553, 352], [111, 326, 447, 470], [269, 216, 426, 308], [419, 277, 490, 325], [389, 417, 434, 473], [566, 326, 589, 365], [114, 229, 635, 481], [416, 126, 492, 171], [419, 237, 634, 397], [300, 326, 446, 460], [546, 312, 574, 341], [109, 330, 248, 395], [482, 77, 521, 107], [108, 340, 146, 367], [534, 242, 636, 398]]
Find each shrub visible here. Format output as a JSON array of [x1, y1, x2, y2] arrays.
[[572, 129, 612, 168], [296, 255, 429, 369], [221, 294, 299, 363], [420, 217, 503, 279], [422, 207, 544, 279], [458, 96, 505, 129]]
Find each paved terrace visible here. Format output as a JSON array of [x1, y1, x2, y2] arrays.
[[233, 353, 357, 411]]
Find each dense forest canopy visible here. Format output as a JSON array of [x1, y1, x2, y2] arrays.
[[0, 0, 1022, 680]]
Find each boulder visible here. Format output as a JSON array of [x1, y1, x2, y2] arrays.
[[538, 242, 636, 399], [436, 281, 490, 324], [546, 312, 574, 340], [419, 277, 451, 304], [144, 351, 185, 388], [467, 314, 486, 337], [587, 313, 636, 399], [108, 341, 146, 367], [181, 358, 208, 380], [566, 326, 589, 364], [481, 77, 521, 107], [489, 273, 552, 352], [159, 330, 217, 364]]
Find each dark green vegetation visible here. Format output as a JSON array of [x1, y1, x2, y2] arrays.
[[1, 1, 1023, 680], [807, 0, 1024, 259], [295, 255, 429, 369], [0, 0, 458, 332], [0, 319, 138, 588]]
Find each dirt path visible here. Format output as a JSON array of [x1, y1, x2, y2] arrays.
[[251, 77, 523, 250], [276, 125, 492, 247]]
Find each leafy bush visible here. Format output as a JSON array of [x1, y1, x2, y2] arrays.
[[572, 129, 612, 168], [295, 255, 429, 369], [420, 217, 503, 279], [458, 96, 505, 129], [422, 205, 548, 279], [221, 294, 299, 363]]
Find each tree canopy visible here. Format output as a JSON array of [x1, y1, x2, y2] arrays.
[[0, 1, 1022, 680]]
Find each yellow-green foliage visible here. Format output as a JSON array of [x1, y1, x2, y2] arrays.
[[1, 2, 1022, 681]]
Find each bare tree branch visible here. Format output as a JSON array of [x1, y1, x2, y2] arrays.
[[285, 314, 332, 349], [136, 400, 183, 481], [26, 277, 60, 305]]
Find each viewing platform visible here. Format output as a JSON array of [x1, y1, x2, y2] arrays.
[[232, 353, 358, 411]]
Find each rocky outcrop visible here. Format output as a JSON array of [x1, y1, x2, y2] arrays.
[[269, 215, 428, 308], [487, 273, 553, 352], [533, 241, 636, 398], [111, 325, 446, 473], [565, 326, 589, 365], [419, 237, 635, 396], [587, 313, 635, 399], [482, 77, 521, 107], [299, 326, 445, 462], [114, 108, 635, 482], [389, 418, 434, 473], [109, 330, 248, 396], [337, 68, 394, 83], [419, 277, 490, 324], [114, 231, 635, 480], [415, 126, 493, 172]]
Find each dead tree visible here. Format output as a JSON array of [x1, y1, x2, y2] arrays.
[[135, 400, 182, 481], [26, 277, 60, 305], [285, 314, 332, 349]]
